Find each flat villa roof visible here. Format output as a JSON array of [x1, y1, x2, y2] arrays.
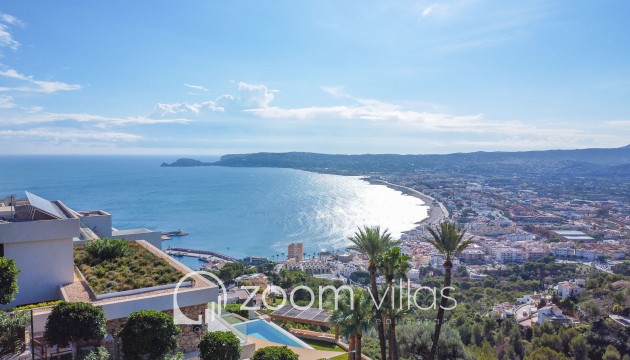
[[62, 240, 216, 305]]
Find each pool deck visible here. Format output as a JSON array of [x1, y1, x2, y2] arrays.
[[250, 337, 345, 360]]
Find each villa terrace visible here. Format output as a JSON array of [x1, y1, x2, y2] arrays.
[[61, 240, 212, 304]]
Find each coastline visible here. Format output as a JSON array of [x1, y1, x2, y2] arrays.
[[362, 177, 449, 228]]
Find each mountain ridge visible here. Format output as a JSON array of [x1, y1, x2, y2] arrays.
[[161, 145, 630, 179]]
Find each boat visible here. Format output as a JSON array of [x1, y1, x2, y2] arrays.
[[162, 229, 189, 237]]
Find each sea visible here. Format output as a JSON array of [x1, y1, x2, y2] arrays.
[[0, 156, 427, 269]]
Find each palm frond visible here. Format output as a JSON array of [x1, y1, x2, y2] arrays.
[[424, 221, 473, 258]]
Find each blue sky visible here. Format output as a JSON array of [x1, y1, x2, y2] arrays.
[[1, 1, 629, 155]]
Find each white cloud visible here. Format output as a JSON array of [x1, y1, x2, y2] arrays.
[[453, 132, 624, 150], [320, 86, 350, 98], [0, 68, 82, 93], [0, 128, 141, 142], [238, 85, 630, 150], [0, 13, 21, 51], [184, 83, 208, 92], [607, 120, 630, 127], [0, 14, 21, 26], [238, 82, 276, 107], [2, 110, 192, 127], [154, 101, 224, 117], [0, 95, 15, 108], [422, 4, 438, 17], [245, 87, 485, 130], [415, 1, 549, 53], [419, 0, 478, 20]]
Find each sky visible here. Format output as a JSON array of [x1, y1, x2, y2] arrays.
[[0, 1, 629, 155]]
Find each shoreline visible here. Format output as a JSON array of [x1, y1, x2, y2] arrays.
[[362, 177, 449, 229]]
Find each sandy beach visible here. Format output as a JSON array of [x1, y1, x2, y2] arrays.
[[363, 177, 449, 227]]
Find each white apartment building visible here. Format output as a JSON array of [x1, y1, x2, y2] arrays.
[[283, 259, 330, 275], [494, 248, 526, 264], [575, 249, 603, 261], [407, 269, 420, 281], [430, 254, 461, 269], [550, 247, 574, 258], [526, 248, 546, 261], [505, 233, 535, 242], [459, 249, 485, 263]]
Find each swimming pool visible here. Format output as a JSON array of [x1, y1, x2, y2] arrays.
[[233, 320, 313, 349], [221, 313, 246, 325]]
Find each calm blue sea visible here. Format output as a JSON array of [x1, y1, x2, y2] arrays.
[[0, 156, 427, 268]]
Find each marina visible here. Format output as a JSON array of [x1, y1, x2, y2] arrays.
[[165, 247, 240, 263]]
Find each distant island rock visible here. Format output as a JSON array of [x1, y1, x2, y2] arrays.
[[160, 158, 212, 167]]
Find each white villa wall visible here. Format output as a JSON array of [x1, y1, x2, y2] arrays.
[[0, 219, 78, 308], [33, 286, 219, 334], [3, 238, 74, 307], [0, 218, 78, 244], [101, 286, 218, 321], [80, 213, 113, 238]]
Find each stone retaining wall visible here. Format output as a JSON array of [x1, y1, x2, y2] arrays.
[[105, 304, 207, 354]]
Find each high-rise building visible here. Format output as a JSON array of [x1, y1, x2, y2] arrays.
[[288, 242, 303, 261]]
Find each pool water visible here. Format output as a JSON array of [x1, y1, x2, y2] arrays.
[[222, 313, 245, 325], [233, 320, 313, 349]]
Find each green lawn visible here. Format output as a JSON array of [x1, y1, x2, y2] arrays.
[[303, 339, 345, 352], [75, 242, 182, 294], [330, 354, 348, 360]]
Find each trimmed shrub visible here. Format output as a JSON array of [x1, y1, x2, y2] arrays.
[[44, 302, 107, 348], [84, 238, 130, 264], [224, 303, 249, 319], [199, 331, 241, 360], [118, 310, 180, 360], [14, 300, 62, 311], [251, 346, 299, 360]]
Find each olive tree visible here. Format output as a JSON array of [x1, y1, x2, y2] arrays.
[[0, 310, 29, 356], [199, 331, 241, 360], [0, 257, 20, 305], [44, 302, 107, 356], [251, 346, 298, 360], [118, 310, 180, 360]]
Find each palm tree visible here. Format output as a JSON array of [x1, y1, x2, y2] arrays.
[[328, 287, 374, 360], [378, 246, 411, 360], [424, 221, 473, 360], [348, 226, 396, 360]]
